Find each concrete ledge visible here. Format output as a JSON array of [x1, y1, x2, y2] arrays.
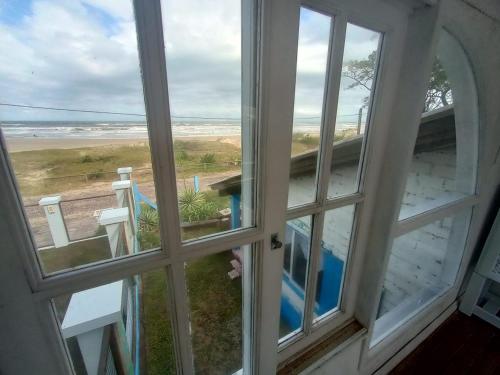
[[38, 196, 62, 206]]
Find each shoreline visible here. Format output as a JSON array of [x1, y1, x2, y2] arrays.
[[5, 135, 243, 152]]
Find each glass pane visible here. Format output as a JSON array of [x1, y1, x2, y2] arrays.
[[54, 269, 176, 374], [327, 24, 381, 199], [0, 0, 161, 274], [372, 210, 472, 345], [314, 205, 355, 320], [279, 216, 312, 341], [288, 8, 331, 208], [398, 31, 476, 220], [186, 246, 251, 374], [160, 0, 256, 241]]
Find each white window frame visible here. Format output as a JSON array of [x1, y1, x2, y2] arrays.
[[267, 0, 410, 364], [2, 1, 477, 374], [356, 5, 483, 372]]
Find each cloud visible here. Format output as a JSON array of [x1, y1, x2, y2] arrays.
[[0, 0, 381, 123]]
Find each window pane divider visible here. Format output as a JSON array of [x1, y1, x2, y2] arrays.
[[133, 0, 194, 372], [301, 15, 347, 340], [33, 250, 171, 300], [181, 227, 264, 254], [393, 194, 479, 237], [286, 203, 323, 220], [324, 192, 364, 210], [314, 15, 346, 207]]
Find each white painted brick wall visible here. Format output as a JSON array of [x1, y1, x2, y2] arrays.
[[288, 145, 465, 317]]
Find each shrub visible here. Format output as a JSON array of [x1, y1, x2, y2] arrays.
[[139, 205, 160, 232], [199, 153, 216, 165], [176, 150, 190, 162], [80, 154, 93, 163], [179, 188, 219, 223]]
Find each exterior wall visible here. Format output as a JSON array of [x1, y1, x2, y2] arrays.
[[288, 145, 458, 313]]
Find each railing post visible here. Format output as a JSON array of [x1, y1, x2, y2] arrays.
[[117, 167, 132, 181], [98, 208, 134, 257], [39, 196, 69, 248], [112, 180, 136, 234]]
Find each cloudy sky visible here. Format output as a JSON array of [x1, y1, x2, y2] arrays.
[[0, 0, 379, 122]]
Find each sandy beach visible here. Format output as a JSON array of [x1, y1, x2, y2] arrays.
[[6, 135, 242, 152]]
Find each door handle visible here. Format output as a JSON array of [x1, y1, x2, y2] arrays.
[[271, 233, 283, 250]]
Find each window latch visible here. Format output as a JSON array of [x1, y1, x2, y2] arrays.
[[271, 233, 283, 250]]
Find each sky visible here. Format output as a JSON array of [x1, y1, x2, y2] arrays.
[[0, 0, 380, 122]]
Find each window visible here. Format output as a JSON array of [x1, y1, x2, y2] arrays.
[[371, 29, 479, 346], [1, 1, 476, 374], [0, 0, 159, 274], [279, 3, 382, 353]]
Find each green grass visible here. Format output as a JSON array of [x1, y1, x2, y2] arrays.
[[10, 140, 242, 196], [187, 251, 243, 374], [38, 236, 111, 274], [138, 229, 242, 374], [141, 270, 177, 375]]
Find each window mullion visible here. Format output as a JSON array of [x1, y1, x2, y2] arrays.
[[133, 0, 194, 373], [301, 13, 346, 338], [132, 0, 182, 255], [315, 15, 347, 205], [302, 211, 325, 335], [393, 194, 479, 237]]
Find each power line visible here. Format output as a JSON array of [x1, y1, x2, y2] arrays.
[[0, 103, 146, 117], [0, 102, 362, 121]]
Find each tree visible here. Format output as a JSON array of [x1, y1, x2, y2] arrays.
[[343, 52, 452, 112]]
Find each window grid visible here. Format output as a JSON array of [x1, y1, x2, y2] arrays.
[[0, 0, 435, 373], [279, 3, 384, 352]]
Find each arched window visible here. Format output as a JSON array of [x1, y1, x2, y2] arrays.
[[372, 29, 479, 345]]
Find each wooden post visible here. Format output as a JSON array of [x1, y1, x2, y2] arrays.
[[39, 196, 69, 248], [112, 180, 136, 235], [117, 167, 132, 181], [357, 107, 363, 135], [99, 208, 134, 257]]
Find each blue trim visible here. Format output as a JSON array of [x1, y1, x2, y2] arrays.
[[230, 194, 241, 229], [193, 175, 200, 192], [134, 278, 141, 375]]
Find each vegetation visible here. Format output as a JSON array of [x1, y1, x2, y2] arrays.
[[199, 153, 216, 165], [344, 51, 452, 112], [137, 228, 242, 374], [141, 270, 177, 375], [10, 139, 242, 197], [179, 189, 219, 223], [38, 236, 111, 274], [187, 251, 242, 374]]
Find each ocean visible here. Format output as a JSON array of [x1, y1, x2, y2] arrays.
[[0, 120, 352, 139]]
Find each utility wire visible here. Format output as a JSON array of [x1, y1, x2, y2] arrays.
[[0, 102, 361, 120]]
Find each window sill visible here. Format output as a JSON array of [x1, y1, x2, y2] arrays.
[[277, 320, 366, 374]]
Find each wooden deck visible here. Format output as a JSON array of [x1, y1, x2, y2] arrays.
[[390, 311, 500, 374]]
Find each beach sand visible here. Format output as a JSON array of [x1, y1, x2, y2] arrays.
[[6, 135, 242, 152]]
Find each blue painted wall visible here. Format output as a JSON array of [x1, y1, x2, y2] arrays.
[[280, 248, 344, 331]]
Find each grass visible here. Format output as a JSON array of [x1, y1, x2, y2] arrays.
[[186, 250, 243, 374], [38, 236, 111, 274], [291, 129, 360, 155], [10, 132, 361, 197], [141, 270, 177, 375], [138, 229, 242, 374], [10, 140, 241, 197]]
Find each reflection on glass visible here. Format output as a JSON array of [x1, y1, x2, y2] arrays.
[[160, 0, 255, 241], [372, 210, 471, 345], [327, 24, 381, 199], [288, 7, 331, 208], [0, 0, 160, 274], [280, 216, 312, 341], [398, 37, 475, 220], [314, 205, 355, 320], [53, 269, 176, 374], [186, 248, 247, 374]]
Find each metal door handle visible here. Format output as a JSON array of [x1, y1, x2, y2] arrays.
[[271, 233, 282, 249]]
